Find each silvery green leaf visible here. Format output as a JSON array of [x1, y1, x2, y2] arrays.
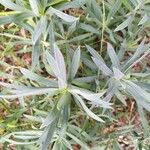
[[61, 138, 73, 150], [24, 114, 43, 123], [48, 21, 55, 52], [0, 138, 36, 145], [114, 16, 133, 32], [0, 0, 27, 11], [45, 51, 57, 76], [85, 0, 102, 20], [6, 130, 42, 136], [86, 45, 104, 63], [123, 80, 150, 111], [13, 87, 57, 94], [54, 43, 67, 82], [43, 52, 55, 76], [13, 135, 39, 140], [70, 87, 105, 99], [0, 15, 14, 25], [121, 0, 133, 10], [47, 7, 78, 23], [107, 0, 121, 23], [68, 124, 92, 141], [115, 90, 127, 106], [91, 0, 102, 20], [45, 50, 67, 88], [105, 79, 118, 95], [52, 140, 62, 150], [130, 0, 138, 6], [20, 68, 57, 87], [103, 87, 116, 102], [54, 43, 67, 88], [138, 101, 150, 112], [79, 23, 100, 35], [29, 0, 39, 16], [130, 73, 150, 78], [31, 40, 41, 69], [68, 21, 78, 35], [92, 57, 113, 76], [72, 76, 96, 83], [137, 103, 150, 137], [0, 12, 34, 25], [69, 33, 92, 42], [0, 82, 29, 90], [41, 0, 48, 8], [39, 120, 58, 150], [82, 58, 97, 71], [125, 81, 150, 101], [117, 40, 127, 61], [85, 1, 99, 20], [0, 87, 57, 99], [72, 93, 104, 122], [0, 32, 31, 44], [107, 43, 120, 69], [138, 14, 149, 25], [41, 108, 59, 128], [1, 131, 40, 144], [123, 37, 147, 70], [70, 47, 81, 79], [136, 82, 150, 92], [106, 28, 116, 43], [70, 87, 111, 108], [113, 67, 124, 80], [57, 92, 71, 110], [32, 17, 47, 45]]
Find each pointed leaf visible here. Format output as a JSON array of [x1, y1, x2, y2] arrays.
[[29, 0, 39, 16], [70, 47, 81, 79], [123, 37, 147, 70], [86, 45, 104, 63], [107, 43, 120, 69], [114, 16, 133, 32], [0, 0, 27, 11], [72, 93, 105, 122], [20, 68, 57, 87], [113, 67, 124, 80], [92, 57, 113, 76], [32, 17, 47, 45], [47, 7, 78, 23]]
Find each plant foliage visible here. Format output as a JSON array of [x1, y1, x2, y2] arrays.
[[0, 0, 150, 149]]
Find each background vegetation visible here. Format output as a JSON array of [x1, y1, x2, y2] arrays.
[[0, 0, 150, 149]]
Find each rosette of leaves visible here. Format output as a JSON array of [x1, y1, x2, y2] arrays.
[[87, 37, 150, 137], [0, 0, 84, 69], [82, 0, 150, 50], [0, 43, 111, 149]]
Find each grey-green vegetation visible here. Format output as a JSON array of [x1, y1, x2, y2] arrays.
[[0, 0, 150, 149]]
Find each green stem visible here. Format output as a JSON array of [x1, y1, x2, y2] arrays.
[[100, 0, 106, 54]]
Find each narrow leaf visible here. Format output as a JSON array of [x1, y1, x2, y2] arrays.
[[113, 67, 124, 80], [20, 68, 57, 87], [86, 45, 104, 63], [92, 57, 113, 76], [72, 93, 105, 122], [29, 0, 39, 16], [32, 17, 47, 45], [70, 47, 81, 79], [114, 16, 133, 32], [47, 7, 78, 23], [107, 43, 120, 69], [0, 0, 27, 11]]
